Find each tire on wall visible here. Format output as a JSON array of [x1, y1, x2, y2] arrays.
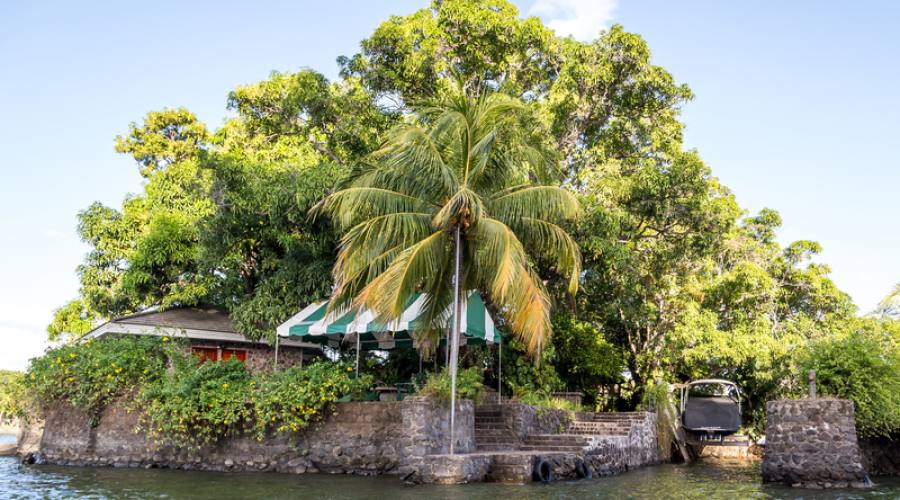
[[575, 458, 593, 480], [532, 458, 554, 483]]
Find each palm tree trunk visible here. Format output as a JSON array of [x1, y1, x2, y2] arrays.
[[449, 225, 462, 454]]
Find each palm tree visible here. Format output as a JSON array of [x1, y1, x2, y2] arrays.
[[874, 283, 900, 319], [316, 89, 581, 451]]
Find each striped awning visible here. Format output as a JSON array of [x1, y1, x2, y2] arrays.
[[275, 291, 504, 351]]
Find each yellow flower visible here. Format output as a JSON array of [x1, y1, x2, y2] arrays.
[[222, 383, 229, 389], [271, 416, 276, 422], [346, 367, 353, 372], [162, 337, 169, 342]]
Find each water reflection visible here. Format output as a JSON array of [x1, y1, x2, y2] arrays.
[[1, 454, 898, 499]]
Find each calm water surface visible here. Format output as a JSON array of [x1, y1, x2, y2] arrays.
[[2, 436, 898, 499]]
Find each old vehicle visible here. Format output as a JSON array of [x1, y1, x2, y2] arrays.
[[680, 379, 742, 441]]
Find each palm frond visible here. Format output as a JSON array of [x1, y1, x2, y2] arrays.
[[356, 231, 450, 321], [505, 217, 582, 296], [470, 217, 551, 352], [314, 186, 434, 229], [489, 185, 581, 224], [330, 212, 434, 309]]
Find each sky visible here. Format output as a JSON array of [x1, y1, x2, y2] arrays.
[[1, 1, 898, 371]]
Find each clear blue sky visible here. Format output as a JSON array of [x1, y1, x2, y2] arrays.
[[1, 1, 898, 370]]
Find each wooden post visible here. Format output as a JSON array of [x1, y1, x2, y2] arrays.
[[809, 370, 817, 399]]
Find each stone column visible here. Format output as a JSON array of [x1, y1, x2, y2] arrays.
[[762, 399, 870, 489]]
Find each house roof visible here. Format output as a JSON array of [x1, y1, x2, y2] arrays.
[[84, 306, 320, 350], [111, 306, 239, 333]]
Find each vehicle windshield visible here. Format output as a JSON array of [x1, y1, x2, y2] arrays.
[[688, 383, 739, 399]]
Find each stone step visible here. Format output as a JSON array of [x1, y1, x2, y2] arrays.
[[475, 437, 516, 444], [474, 429, 514, 437], [518, 445, 585, 452], [474, 416, 506, 424], [523, 434, 589, 447], [477, 443, 520, 452]]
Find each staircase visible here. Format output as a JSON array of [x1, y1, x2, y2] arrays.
[[566, 412, 646, 437], [474, 393, 521, 451], [519, 434, 590, 452]]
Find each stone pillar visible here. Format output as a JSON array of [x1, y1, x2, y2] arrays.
[[400, 396, 474, 460], [762, 399, 870, 489]]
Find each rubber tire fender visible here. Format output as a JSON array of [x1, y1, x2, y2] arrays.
[[532, 458, 554, 483], [575, 458, 593, 480]]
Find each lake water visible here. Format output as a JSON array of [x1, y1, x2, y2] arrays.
[[2, 435, 898, 499]]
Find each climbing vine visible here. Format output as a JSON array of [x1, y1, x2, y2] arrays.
[[24, 337, 168, 418]]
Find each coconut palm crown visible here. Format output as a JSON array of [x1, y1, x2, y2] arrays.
[[316, 90, 581, 354]]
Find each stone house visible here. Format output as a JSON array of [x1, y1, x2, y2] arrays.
[[82, 306, 321, 373]]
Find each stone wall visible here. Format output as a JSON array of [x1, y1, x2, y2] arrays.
[[401, 396, 474, 460], [584, 412, 659, 473], [762, 399, 870, 489], [18, 396, 469, 476], [501, 403, 571, 440], [859, 438, 900, 477]]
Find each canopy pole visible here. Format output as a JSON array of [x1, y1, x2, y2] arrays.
[[449, 226, 462, 455], [498, 341, 502, 404], [355, 333, 361, 378]]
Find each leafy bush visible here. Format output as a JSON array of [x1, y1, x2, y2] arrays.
[[0, 371, 26, 420], [499, 338, 563, 396], [642, 381, 676, 455], [419, 367, 484, 404], [253, 362, 371, 438], [140, 358, 372, 448], [798, 320, 900, 438], [139, 358, 254, 447], [512, 387, 579, 411], [24, 337, 168, 417]]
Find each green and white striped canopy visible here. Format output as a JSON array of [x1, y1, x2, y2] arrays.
[[276, 291, 504, 351]]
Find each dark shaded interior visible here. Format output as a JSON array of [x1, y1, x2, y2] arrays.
[[682, 396, 741, 434]]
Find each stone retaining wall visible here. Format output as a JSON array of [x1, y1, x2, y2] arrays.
[[501, 403, 571, 440], [859, 437, 900, 477], [762, 399, 870, 489], [18, 396, 473, 476]]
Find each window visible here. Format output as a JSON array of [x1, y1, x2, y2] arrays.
[[190, 346, 248, 364], [222, 349, 247, 362], [192, 347, 218, 364]]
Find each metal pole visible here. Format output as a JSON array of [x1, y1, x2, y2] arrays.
[[449, 225, 462, 455], [355, 333, 361, 378], [498, 341, 502, 403]]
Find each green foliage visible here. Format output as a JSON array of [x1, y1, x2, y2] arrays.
[[514, 389, 579, 412], [551, 314, 624, 405], [500, 338, 563, 395], [0, 371, 26, 419], [420, 367, 484, 404], [25, 337, 168, 417], [642, 381, 676, 455], [115, 108, 209, 178], [253, 362, 371, 438], [798, 318, 900, 438], [47, 299, 98, 342], [139, 358, 371, 448], [140, 357, 253, 447]]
